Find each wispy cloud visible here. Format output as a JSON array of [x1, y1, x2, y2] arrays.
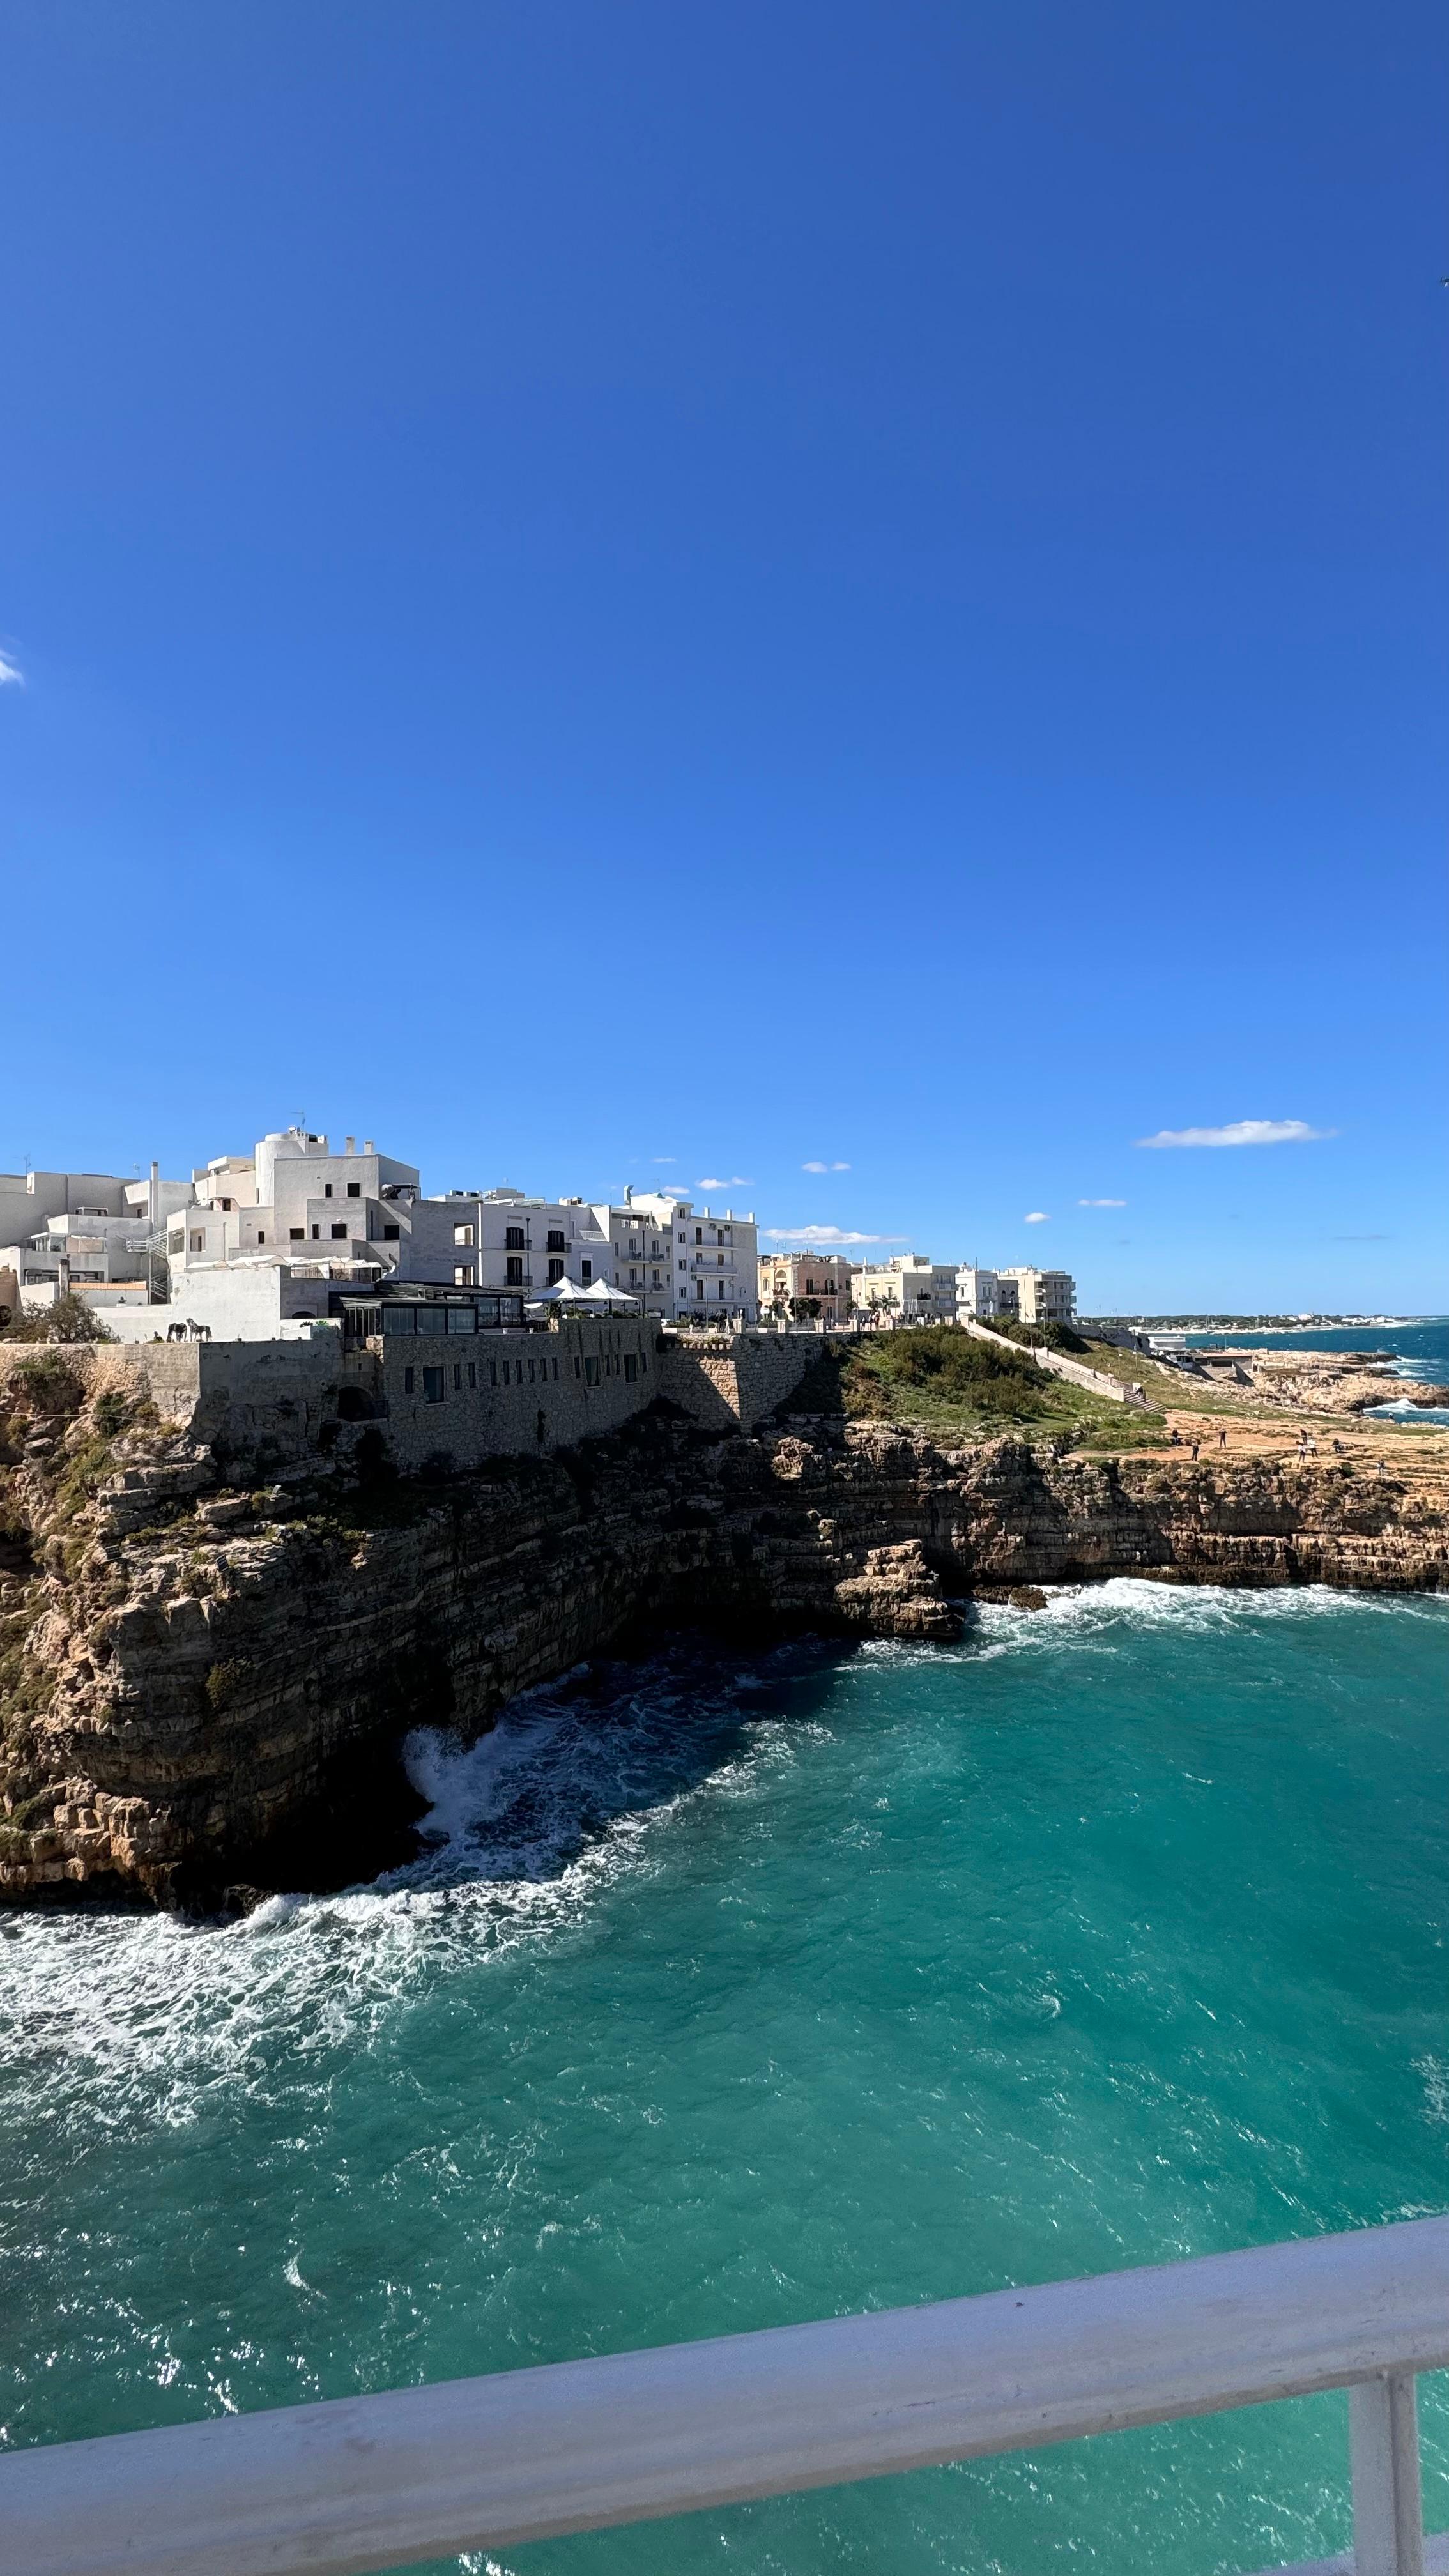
[[1023, 1211, 1050, 1224], [764, 1226, 905, 1245], [802, 1159, 851, 1173], [651, 1155, 676, 1165], [1079, 1197, 1126, 1208], [1135, 1119, 1335, 1150], [696, 1176, 752, 1190], [0, 650, 24, 687]]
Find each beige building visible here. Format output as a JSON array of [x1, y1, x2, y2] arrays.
[[997, 1265, 1076, 1326], [758, 1250, 852, 1323], [852, 1255, 959, 1322]]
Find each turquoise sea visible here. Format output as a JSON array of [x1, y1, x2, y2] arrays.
[[3, 1579, 1449, 2576]]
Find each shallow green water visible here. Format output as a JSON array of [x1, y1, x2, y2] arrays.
[[3, 1581, 1448, 2575]]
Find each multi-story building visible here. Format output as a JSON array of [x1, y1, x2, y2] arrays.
[[402, 1186, 613, 1298], [174, 1131, 422, 1273], [0, 1164, 193, 1305], [758, 1250, 852, 1324], [954, 1264, 1003, 1321], [851, 1255, 959, 1322], [663, 1197, 759, 1322], [997, 1266, 1076, 1326]]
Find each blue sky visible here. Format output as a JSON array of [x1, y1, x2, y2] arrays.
[[3, 0, 1445, 1313]]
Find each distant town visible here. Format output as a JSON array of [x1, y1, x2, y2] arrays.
[[0, 1129, 1080, 1344]]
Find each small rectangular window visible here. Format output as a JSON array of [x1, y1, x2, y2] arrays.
[[574, 1358, 581, 1377], [454, 1265, 475, 1287], [404, 1365, 415, 1393], [347, 1182, 360, 1199], [331, 1223, 348, 1239], [502, 1361, 510, 1384], [505, 1225, 526, 1250], [489, 1360, 497, 1386], [552, 1358, 559, 1381], [453, 1363, 462, 1390], [311, 1225, 320, 1241], [468, 1361, 476, 1388], [383, 1222, 401, 1240], [325, 1183, 333, 1199], [505, 1255, 524, 1287], [257, 1230, 266, 1245], [423, 1366, 445, 1403], [624, 1353, 637, 1383], [581, 1260, 592, 1283], [453, 1223, 473, 1246], [546, 1229, 565, 1254]]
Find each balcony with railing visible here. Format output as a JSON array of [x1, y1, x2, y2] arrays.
[[1, 2216, 1444, 2576]]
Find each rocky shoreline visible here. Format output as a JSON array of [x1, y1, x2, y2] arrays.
[[2, 1360, 1445, 1910]]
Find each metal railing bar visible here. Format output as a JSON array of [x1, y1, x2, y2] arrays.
[[1, 2216, 1447, 2576]]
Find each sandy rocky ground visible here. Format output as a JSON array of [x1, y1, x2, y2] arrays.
[[1137, 1347, 1449, 1481]]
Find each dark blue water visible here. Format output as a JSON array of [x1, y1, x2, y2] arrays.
[[3, 1584, 1448, 2576]]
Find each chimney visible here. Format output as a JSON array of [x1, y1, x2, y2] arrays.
[[344, 1135, 355, 1156], [363, 1138, 374, 1154]]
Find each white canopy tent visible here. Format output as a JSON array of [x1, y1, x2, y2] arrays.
[[528, 1276, 642, 1312]]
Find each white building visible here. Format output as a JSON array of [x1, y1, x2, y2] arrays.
[[0, 1163, 193, 1308], [955, 1265, 1003, 1321], [654, 1195, 758, 1322], [997, 1266, 1077, 1326], [402, 1186, 613, 1299], [428, 1185, 759, 1324], [176, 1131, 422, 1271], [852, 1255, 959, 1322]]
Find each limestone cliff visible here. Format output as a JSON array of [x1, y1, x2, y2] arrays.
[[1, 1357, 1444, 1908]]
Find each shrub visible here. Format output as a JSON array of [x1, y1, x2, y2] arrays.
[[204, 1659, 252, 1711], [842, 1326, 1050, 1422], [1, 1294, 116, 1346]]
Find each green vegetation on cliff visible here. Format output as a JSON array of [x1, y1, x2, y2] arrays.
[[784, 1328, 1169, 1446]]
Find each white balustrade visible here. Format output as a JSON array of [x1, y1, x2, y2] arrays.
[[1, 2217, 1444, 2576]]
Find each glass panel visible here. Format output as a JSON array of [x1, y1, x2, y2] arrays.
[[447, 1306, 475, 1334], [382, 1306, 415, 1334], [417, 1308, 448, 1336]]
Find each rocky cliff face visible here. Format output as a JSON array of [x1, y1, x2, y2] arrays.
[[2, 1361, 1445, 1908]]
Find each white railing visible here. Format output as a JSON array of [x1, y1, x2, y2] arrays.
[[963, 1314, 1151, 1406], [0, 2218, 1445, 2576]]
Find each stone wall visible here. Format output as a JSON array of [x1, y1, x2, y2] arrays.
[[656, 1331, 819, 1430], [374, 1317, 657, 1466]]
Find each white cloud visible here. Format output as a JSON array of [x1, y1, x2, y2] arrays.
[[0, 651, 24, 687], [1135, 1119, 1335, 1150], [651, 1155, 676, 1165], [696, 1176, 752, 1190], [1024, 1211, 1050, 1224], [802, 1159, 851, 1172], [764, 1226, 905, 1245], [1078, 1197, 1126, 1208]]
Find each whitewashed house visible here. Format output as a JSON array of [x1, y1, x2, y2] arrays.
[[955, 1264, 1003, 1321]]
